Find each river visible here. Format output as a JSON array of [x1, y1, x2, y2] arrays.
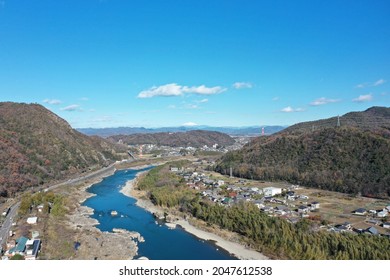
[[83, 167, 237, 260]]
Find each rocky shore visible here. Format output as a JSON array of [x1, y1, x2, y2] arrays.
[[66, 170, 141, 260]]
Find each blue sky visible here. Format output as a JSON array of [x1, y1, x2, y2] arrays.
[[0, 0, 389, 128]]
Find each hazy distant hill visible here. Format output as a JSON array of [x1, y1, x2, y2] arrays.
[[0, 102, 126, 197], [216, 107, 390, 198], [108, 130, 236, 148], [77, 125, 285, 137]]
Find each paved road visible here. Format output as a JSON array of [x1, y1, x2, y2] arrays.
[[0, 202, 20, 248], [44, 162, 117, 192], [0, 162, 120, 251]]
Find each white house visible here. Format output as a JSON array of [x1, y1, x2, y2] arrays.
[[217, 180, 225, 186], [27, 217, 38, 225], [377, 211, 388, 218], [263, 187, 282, 197], [311, 201, 320, 210]]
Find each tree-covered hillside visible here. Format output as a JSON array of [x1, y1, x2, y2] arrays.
[[216, 107, 390, 198], [0, 102, 126, 197], [108, 130, 235, 148]]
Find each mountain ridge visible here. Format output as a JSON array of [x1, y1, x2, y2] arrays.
[[216, 106, 390, 198], [77, 125, 286, 137], [0, 102, 126, 197], [108, 130, 236, 148]]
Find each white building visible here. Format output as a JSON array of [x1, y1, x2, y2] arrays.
[[217, 180, 225, 186], [263, 187, 282, 197], [27, 217, 38, 225]]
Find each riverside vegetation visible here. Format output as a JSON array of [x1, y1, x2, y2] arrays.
[[137, 161, 390, 260]]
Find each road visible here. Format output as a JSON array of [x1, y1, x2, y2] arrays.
[[0, 162, 120, 251], [0, 202, 20, 249], [44, 162, 117, 192]]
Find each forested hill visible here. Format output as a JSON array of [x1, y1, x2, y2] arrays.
[[0, 102, 126, 197], [108, 130, 235, 148], [281, 106, 390, 136], [216, 107, 390, 198]]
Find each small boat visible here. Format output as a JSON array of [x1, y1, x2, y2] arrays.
[[111, 210, 118, 216]]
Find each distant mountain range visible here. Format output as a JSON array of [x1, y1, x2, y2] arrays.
[[216, 106, 390, 198], [108, 130, 235, 148], [77, 125, 286, 137], [0, 102, 126, 197]]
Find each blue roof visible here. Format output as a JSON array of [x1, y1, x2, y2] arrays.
[[9, 236, 29, 254]]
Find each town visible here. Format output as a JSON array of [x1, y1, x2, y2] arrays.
[[168, 160, 390, 238]]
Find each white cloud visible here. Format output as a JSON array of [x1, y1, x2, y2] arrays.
[[92, 116, 112, 123], [80, 97, 89, 101], [355, 79, 386, 88], [137, 83, 226, 98], [272, 97, 280, 101], [353, 93, 373, 102], [232, 82, 253, 89], [310, 97, 340, 106], [43, 99, 62, 105], [355, 83, 368, 89], [198, 99, 208, 103], [183, 122, 197, 126], [61, 104, 81, 111], [281, 106, 304, 113], [183, 85, 226, 95], [138, 83, 183, 98], [373, 79, 386, 86]]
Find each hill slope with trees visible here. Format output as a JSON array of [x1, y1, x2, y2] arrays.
[[216, 107, 390, 198], [0, 102, 126, 197], [108, 130, 235, 148]]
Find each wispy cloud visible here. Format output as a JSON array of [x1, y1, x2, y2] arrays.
[[61, 104, 81, 111], [183, 122, 197, 126], [272, 97, 280, 101], [80, 97, 89, 101], [353, 93, 373, 102], [310, 97, 340, 106], [43, 99, 62, 105], [92, 115, 112, 123], [355, 79, 386, 88], [281, 106, 304, 113], [232, 82, 253, 89], [355, 83, 368, 89], [373, 79, 386, 86], [137, 83, 226, 98], [198, 98, 209, 103]]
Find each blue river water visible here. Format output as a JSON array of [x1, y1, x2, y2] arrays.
[[83, 167, 237, 260]]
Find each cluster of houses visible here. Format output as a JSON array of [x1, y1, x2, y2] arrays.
[[353, 205, 390, 218], [171, 167, 390, 238], [2, 216, 41, 260], [171, 167, 321, 222]]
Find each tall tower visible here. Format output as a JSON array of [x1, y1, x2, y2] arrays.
[[262, 127, 265, 136], [337, 115, 340, 127]]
